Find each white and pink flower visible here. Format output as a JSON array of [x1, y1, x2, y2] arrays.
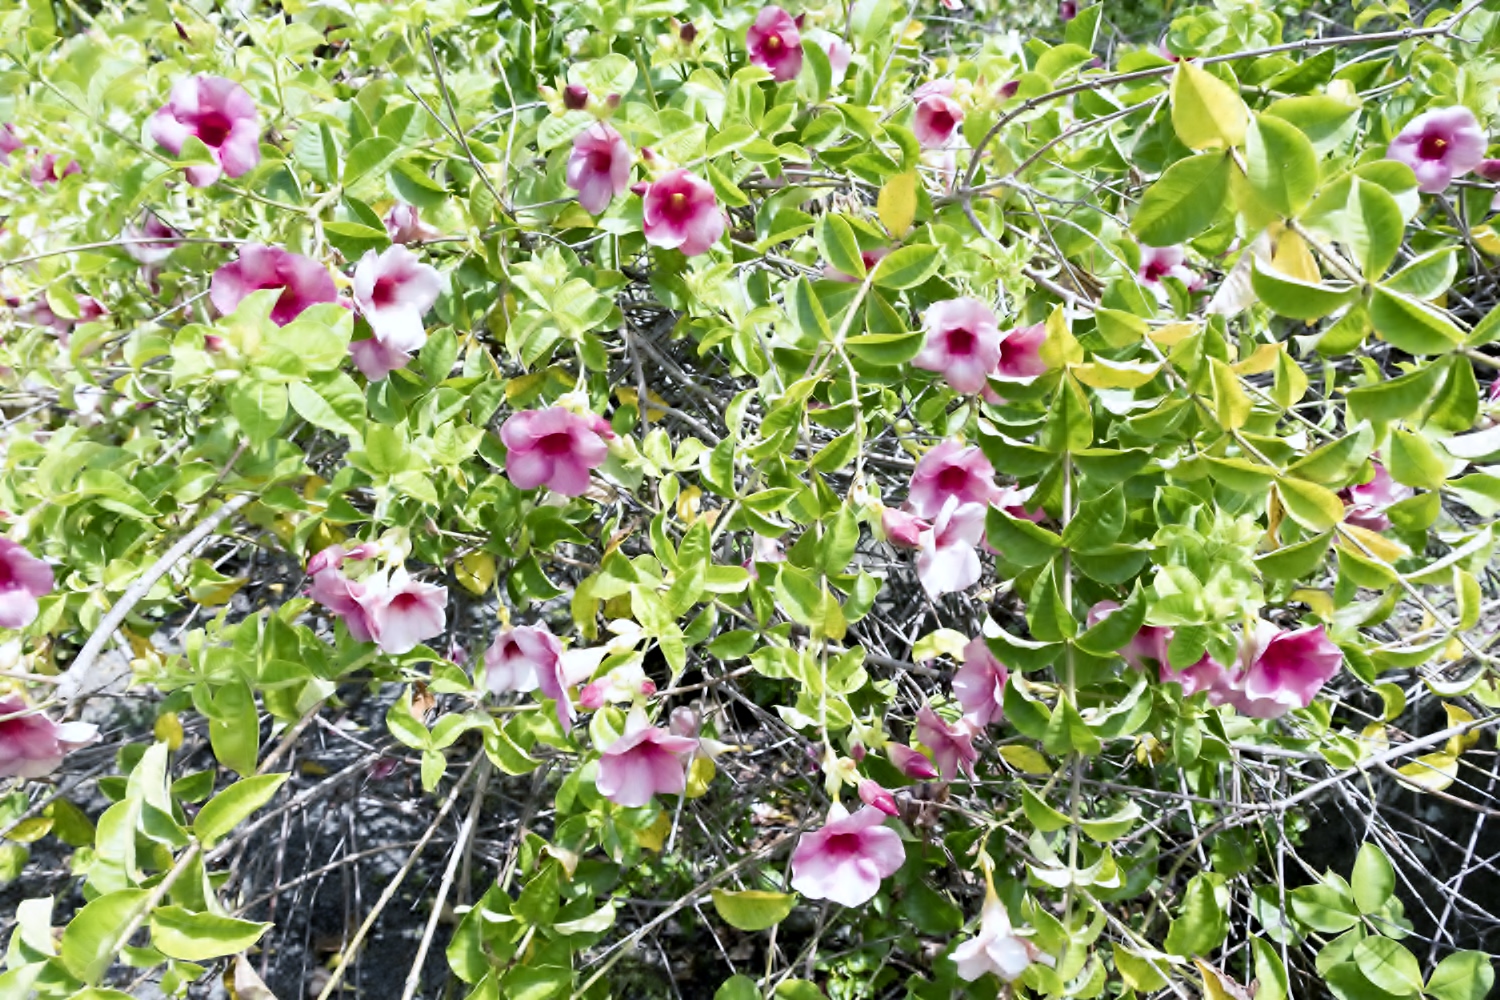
[[789, 803, 905, 907], [746, 6, 804, 82], [149, 75, 261, 187], [567, 123, 633, 215], [641, 169, 725, 257], [915, 298, 1004, 394], [0, 697, 98, 780], [595, 707, 699, 807], [1387, 106, 1487, 194], [0, 539, 54, 630], [500, 406, 614, 496]]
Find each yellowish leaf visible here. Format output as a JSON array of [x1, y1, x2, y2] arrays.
[[1272, 228, 1320, 284], [998, 744, 1052, 775], [456, 551, 496, 596], [1443, 704, 1480, 754], [877, 172, 919, 237], [1149, 321, 1199, 348], [154, 712, 185, 751], [1232, 343, 1282, 376], [685, 755, 716, 798], [636, 811, 671, 853], [1171, 62, 1248, 150], [1338, 524, 1410, 563], [1395, 751, 1458, 792]]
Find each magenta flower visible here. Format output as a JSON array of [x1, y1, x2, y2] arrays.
[[567, 123, 633, 215], [385, 204, 440, 245], [1221, 623, 1342, 719], [353, 245, 443, 352], [149, 75, 261, 187], [122, 213, 183, 265], [790, 803, 906, 907], [30, 153, 80, 186], [995, 323, 1049, 379], [917, 497, 987, 598], [0, 697, 98, 780], [0, 124, 21, 164], [306, 542, 374, 577], [1339, 461, 1413, 532], [1137, 244, 1203, 302], [953, 897, 1041, 983], [500, 407, 613, 496], [915, 705, 978, 780], [858, 778, 899, 816], [914, 91, 964, 149], [641, 168, 726, 257], [907, 441, 998, 520], [746, 6, 804, 83], [360, 570, 448, 656], [484, 623, 562, 695], [595, 708, 699, 806], [0, 539, 53, 630], [1387, 106, 1487, 194], [916, 298, 1004, 394], [888, 742, 939, 779], [992, 484, 1045, 524], [210, 244, 338, 326], [881, 506, 927, 548], [953, 636, 1008, 727], [349, 337, 414, 382], [824, 247, 889, 282]]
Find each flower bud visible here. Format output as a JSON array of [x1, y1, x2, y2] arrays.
[[997, 80, 1019, 99], [563, 84, 590, 110], [679, 22, 697, 43], [578, 683, 605, 711], [858, 779, 899, 816]]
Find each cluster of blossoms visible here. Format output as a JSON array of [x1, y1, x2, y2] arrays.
[[306, 543, 448, 656]]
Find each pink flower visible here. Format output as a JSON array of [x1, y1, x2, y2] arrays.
[[746, 6, 804, 83], [917, 497, 987, 598], [995, 323, 1049, 379], [669, 706, 701, 739], [1387, 106, 1487, 194], [953, 636, 1008, 727], [149, 75, 261, 187], [907, 441, 998, 520], [309, 569, 375, 642], [888, 742, 939, 779], [827, 39, 853, 85], [385, 204, 440, 245], [0, 539, 53, 629], [483, 624, 562, 695], [210, 244, 338, 326], [953, 897, 1041, 982], [0, 124, 21, 164], [353, 245, 443, 352], [915, 705, 978, 780], [30, 153, 79, 186], [914, 92, 964, 149], [1477, 159, 1500, 182], [595, 708, 699, 806], [790, 803, 906, 906], [360, 570, 448, 656], [858, 778, 899, 816], [1085, 600, 1171, 673], [0, 697, 97, 780], [16, 297, 106, 344], [824, 247, 888, 282], [349, 337, 415, 381], [916, 298, 1004, 394], [881, 506, 927, 548], [1339, 461, 1413, 532], [1162, 652, 1228, 698], [992, 484, 1044, 524], [1137, 244, 1203, 302], [641, 169, 725, 257], [122, 213, 182, 265], [1220, 623, 1342, 719], [500, 407, 613, 496], [567, 123, 633, 215]]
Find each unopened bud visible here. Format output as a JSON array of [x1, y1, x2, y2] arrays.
[[859, 779, 899, 816], [563, 84, 590, 110], [679, 22, 697, 43]]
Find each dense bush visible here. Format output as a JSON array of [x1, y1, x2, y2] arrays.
[[2, 0, 1500, 997]]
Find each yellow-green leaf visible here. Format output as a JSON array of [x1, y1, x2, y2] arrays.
[[711, 889, 797, 931], [1171, 61, 1248, 150], [877, 171, 918, 237]]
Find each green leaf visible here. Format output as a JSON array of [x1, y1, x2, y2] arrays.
[[870, 244, 941, 289], [1165, 874, 1226, 957], [844, 331, 924, 366], [1426, 951, 1495, 1000], [1351, 843, 1395, 915], [343, 136, 400, 190], [1131, 153, 1231, 246], [986, 507, 1062, 567], [1289, 882, 1359, 933], [60, 889, 149, 984], [1255, 531, 1332, 580], [1276, 477, 1345, 531], [1386, 429, 1447, 490], [715, 975, 763, 1000], [288, 373, 366, 436], [1245, 113, 1318, 218], [1252, 936, 1290, 1000], [194, 773, 289, 848], [203, 679, 260, 777], [1370, 287, 1464, 355], [1080, 800, 1142, 841], [1251, 257, 1356, 320], [815, 215, 865, 280], [1171, 62, 1247, 150], [229, 380, 288, 448], [1344, 179, 1404, 280], [1347, 362, 1447, 425], [711, 889, 797, 931], [149, 906, 271, 962], [1353, 937, 1422, 996]]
